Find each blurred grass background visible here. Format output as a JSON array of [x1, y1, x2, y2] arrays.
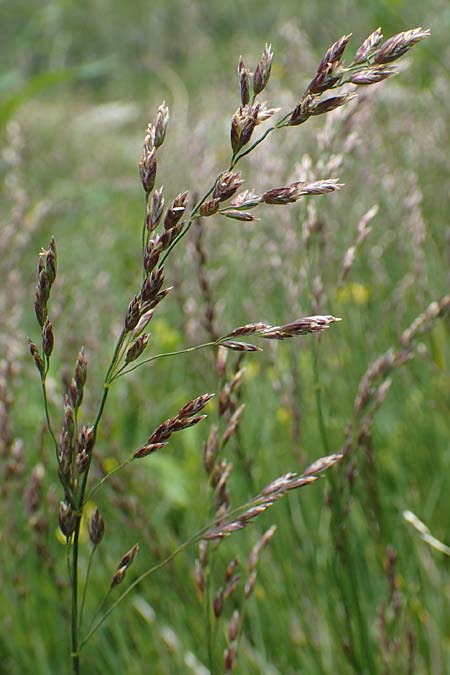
[[1, 0, 450, 673]]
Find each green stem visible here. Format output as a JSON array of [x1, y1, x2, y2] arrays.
[[110, 340, 218, 380], [84, 456, 133, 504], [41, 378, 57, 448], [79, 544, 97, 633], [69, 327, 127, 670], [71, 521, 81, 675], [231, 125, 276, 166]]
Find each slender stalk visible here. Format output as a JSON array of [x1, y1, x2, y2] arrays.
[[66, 539, 73, 583], [111, 340, 218, 380], [79, 544, 97, 633], [84, 456, 133, 504], [41, 378, 57, 448], [230, 125, 276, 166], [69, 327, 127, 671], [71, 523, 81, 675]]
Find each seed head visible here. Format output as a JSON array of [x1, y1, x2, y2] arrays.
[[147, 186, 165, 231], [42, 319, 54, 358], [238, 58, 250, 105], [303, 453, 343, 477], [59, 501, 76, 538], [73, 348, 87, 408], [125, 296, 141, 332], [248, 525, 277, 571], [29, 340, 45, 376], [354, 27, 383, 63], [139, 145, 157, 194], [199, 198, 221, 217], [230, 189, 261, 210], [194, 559, 205, 593], [253, 43, 273, 95], [220, 340, 262, 352], [133, 442, 167, 459], [45, 237, 57, 287], [213, 171, 244, 202], [230, 105, 260, 154], [310, 93, 356, 116], [177, 393, 215, 419], [222, 209, 259, 222], [213, 588, 224, 617], [89, 508, 105, 545], [118, 543, 139, 570], [245, 570, 257, 598], [125, 334, 150, 364], [164, 191, 188, 230], [154, 101, 169, 148], [374, 28, 430, 64], [227, 610, 240, 641], [349, 66, 397, 85]]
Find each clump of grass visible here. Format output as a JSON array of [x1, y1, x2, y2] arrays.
[[28, 25, 431, 674]]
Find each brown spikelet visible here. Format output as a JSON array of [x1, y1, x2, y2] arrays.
[[222, 209, 258, 222], [177, 393, 215, 418], [42, 319, 54, 358], [220, 340, 263, 353], [224, 574, 241, 599], [303, 453, 343, 477], [349, 67, 397, 85], [199, 198, 221, 217], [245, 570, 257, 598], [59, 501, 76, 538], [111, 543, 139, 588], [248, 525, 277, 571], [374, 28, 430, 64], [354, 27, 383, 63], [238, 58, 250, 105], [227, 609, 240, 641], [88, 508, 105, 545], [147, 186, 165, 231], [125, 334, 150, 364], [224, 323, 270, 338], [29, 340, 45, 376], [224, 558, 240, 582], [139, 142, 157, 194], [253, 43, 273, 95], [125, 296, 141, 332], [213, 171, 244, 202], [213, 588, 224, 618], [133, 442, 167, 459], [194, 559, 205, 594], [154, 101, 169, 148], [221, 404, 245, 448], [163, 191, 188, 230]]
